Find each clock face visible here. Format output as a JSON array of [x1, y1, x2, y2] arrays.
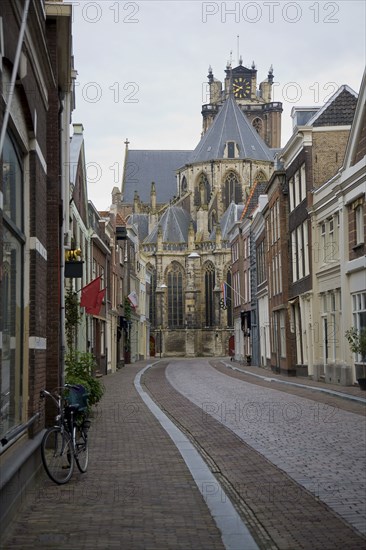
[[233, 77, 251, 99]]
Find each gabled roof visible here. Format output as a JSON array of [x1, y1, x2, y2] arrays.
[[122, 150, 192, 204], [343, 69, 366, 169], [189, 94, 275, 163], [143, 206, 194, 244], [240, 181, 268, 220], [306, 85, 358, 127]]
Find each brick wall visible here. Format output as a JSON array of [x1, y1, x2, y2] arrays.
[[312, 130, 350, 188], [45, 19, 62, 394]]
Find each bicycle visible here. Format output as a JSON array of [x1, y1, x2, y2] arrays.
[[40, 384, 90, 484]]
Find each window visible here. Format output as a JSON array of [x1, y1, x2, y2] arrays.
[[223, 172, 241, 209], [1, 133, 25, 440], [231, 241, 239, 263], [197, 173, 210, 206], [280, 311, 286, 358], [291, 221, 309, 282], [289, 163, 306, 212], [256, 241, 266, 286], [233, 271, 240, 308], [225, 270, 233, 327], [227, 141, 235, 159], [355, 204, 364, 244], [149, 269, 157, 327], [167, 263, 184, 328], [204, 262, 215, 326], [352, 292, 366, 362], [252, 117, 263, 135]]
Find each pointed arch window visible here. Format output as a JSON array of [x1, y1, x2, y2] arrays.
[[195, 173, 210, 207], [252, 117, 263, 136], [209, 210, 217, 233], [167, 262, 184, 328], [223, 172, 241, 209], [181, 176, 187, 194], [204, 262, 216, 327]]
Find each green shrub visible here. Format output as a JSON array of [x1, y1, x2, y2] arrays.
[[65, 351, 104, 408]]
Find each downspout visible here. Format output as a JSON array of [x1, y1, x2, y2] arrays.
[[0, 0, 31, 156], [59, 89, 66, 386]]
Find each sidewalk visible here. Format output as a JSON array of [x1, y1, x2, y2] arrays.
[[221, 359, 366, 402], [1, 362, 225, 550]]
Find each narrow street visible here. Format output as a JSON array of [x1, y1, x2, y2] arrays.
[[2, 359, 366, 550]]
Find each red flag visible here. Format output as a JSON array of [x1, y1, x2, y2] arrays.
[[80, 277, 101, 309], [85, 288, 106, 316]]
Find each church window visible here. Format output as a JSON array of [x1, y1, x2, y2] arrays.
[[204, 262, 216, 327], [228, 142, 235, 158], [181, 176, 187, 194], [252, 118, 263, 135], [167, 262, 184, 328], [223, 172, 241, 209], [194, 173, 210, 207], [209, 210, 217, 233]]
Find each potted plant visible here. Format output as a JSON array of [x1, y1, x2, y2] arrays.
[[345, 327, 366, 390], [65, 350, 105, 410]]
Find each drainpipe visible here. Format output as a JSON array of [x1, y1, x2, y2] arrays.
[[0, 0, 31, 156], [59, 90, 66, 386]]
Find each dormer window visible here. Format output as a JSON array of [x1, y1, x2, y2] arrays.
[[225, 141, 238, 159]]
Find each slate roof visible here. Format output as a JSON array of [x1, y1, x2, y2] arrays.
[[122, 150, 192, 204], [209, 202, 245, 241], [143, 206, 194, 244], [128, 213, 149, 241], [189, 94, 275, 163], [307, 86, 358, 127]]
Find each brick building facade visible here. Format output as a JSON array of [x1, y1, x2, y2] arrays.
[[0, 0, 74, 530]]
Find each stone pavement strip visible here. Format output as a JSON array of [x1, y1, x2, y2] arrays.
[[1, 363, 225, 550], [142, 361, 366, 550]]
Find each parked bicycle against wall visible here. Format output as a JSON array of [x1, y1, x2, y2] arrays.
[[40, 384, 90, 484]]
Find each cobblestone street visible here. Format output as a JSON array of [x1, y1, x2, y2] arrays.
[[2, 359, 366, 550]]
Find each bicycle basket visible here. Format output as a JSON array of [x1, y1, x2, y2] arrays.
[[65, 385, 89, 413]]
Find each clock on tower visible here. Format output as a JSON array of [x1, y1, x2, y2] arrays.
[[232, 76, 251, 99]]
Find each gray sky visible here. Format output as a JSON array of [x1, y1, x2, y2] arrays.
[[69, 0, 366, 210]]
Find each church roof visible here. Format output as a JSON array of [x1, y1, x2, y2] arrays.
[[144, 206, 194, 244], [128, 213, 149, 241], [209, 202, 244, 241], [189, 94, 275, 163], [122, 150, 192, 204]]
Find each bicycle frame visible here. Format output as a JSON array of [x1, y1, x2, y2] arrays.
[[40, 385, 89, 483]]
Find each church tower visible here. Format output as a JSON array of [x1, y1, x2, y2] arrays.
[[202, 58, 283, 148]]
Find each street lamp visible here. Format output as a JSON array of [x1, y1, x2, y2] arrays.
[[158, 283, 167, 357]]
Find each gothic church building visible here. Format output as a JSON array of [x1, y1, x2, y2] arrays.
[[119, 60, 282, 357]]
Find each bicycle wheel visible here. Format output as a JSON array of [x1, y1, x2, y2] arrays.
[[41, 427, 74, 484], [75, 425, 89, 473]]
